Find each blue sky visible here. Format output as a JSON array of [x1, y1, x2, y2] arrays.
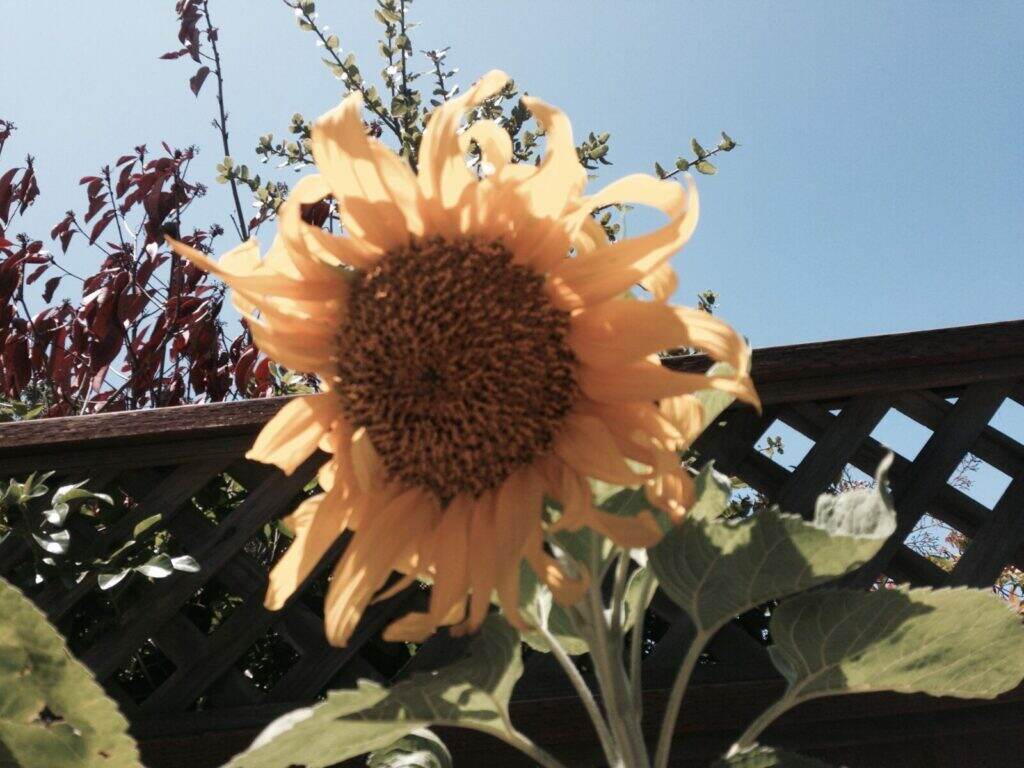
[[3, 2, 1022, 512], [4, 0, 1021, 348]]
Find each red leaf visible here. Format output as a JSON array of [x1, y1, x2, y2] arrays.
[[189, 66, 211, 97], [160, 48, 190, 60], [42, 276, 62, 303], [25, 263, 48, 285], [116, 163, 135, 197], [84, 194, 105, 223], [233, 346, 257, 392], [89, 211, 115, 244]]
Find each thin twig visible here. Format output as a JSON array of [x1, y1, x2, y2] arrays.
[[200, 0, 249, 241]]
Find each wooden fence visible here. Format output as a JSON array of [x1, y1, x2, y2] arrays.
[[1, 319, 1023, 767]]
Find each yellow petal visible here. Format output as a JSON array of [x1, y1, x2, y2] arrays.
[[418, 70, 509, 231], [277, 174, 381, 272], [246, 394, 337, 475], [580, 360, 759, 408], [550, 176, 698, 308], [554, 412, 646, 484], [455, 491, 498, 636], [166, 235, 346, 301], [265, 486, 349, 610], [312, 93, 424, 251], [525, 540, 589, 606], [644, 467, 695, 524], [246, 318, 336, 377], [504, 96, 587, 272], [425, 495, 472, 623], [570, 300, 750, 370], [323, 487, 437, 646], [458, 119, 512, 173], [493, 469, 544, 630], [659, 395, 705, 446], [639, 261, 678, 301]]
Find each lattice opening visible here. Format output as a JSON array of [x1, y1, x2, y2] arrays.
[[835, 462, 873, 491], [869, 408, 932, 461], [905, 515, 969, 573], [187, 471, 249, 527], [760, 420, 813, 472], [990, 396, 1024, 445], [113, 639, 177, 705], [182, 578, 246, 635], [235, 628, 301, 692], [352, 631, 418, 683], [947, 453, 1011, 510]]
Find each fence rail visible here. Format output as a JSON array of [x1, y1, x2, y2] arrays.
[[2, 319, 1023, 767]]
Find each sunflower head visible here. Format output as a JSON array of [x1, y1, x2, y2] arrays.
[[168, 70, 759, 647]]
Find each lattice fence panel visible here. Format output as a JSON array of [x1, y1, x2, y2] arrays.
[[0, 319, 1022, 762]]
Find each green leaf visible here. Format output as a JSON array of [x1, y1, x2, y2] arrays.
[[696, 160, 718, 175], [170, 555, 201, 573], [131, 514, 162, 538], [769, 587, 1024, 702], [649, 460, 896, 636], [653, 161, 668, 179], [687, 462, 732, 523], [714, 745, 834, 767], [135, 553, 173, 578], [691, 138, 707, 158], [0, 577, 140, 767], [97, 570, 131, 591], [366, 729, 451, 768], [227, 616, 523, 767]]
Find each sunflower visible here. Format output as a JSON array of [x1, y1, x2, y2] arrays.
[[168, 70, 758, 647]]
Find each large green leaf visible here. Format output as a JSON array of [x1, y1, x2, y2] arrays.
[[227, 615, 522, 768], [769, 587, 1024, 702], [0, 577, 139, 768], [713, 745, 834, 767], [366, 729, 451, 768], [649, 460, 896, 636]]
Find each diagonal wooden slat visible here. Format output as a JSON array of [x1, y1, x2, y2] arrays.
[[266, 585, 423, 702], [776, 395, 891, 519], [947, 475, 1024, 587], [896, 390, 1024, 478]]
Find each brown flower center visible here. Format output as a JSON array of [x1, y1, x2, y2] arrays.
[[333, 236, 578, 503]]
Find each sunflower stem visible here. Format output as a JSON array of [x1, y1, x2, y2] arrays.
[[535, 614, 620, 766], [580, 545, 650, 768], [652, 630, 709, 768], [629, 571, 656, 715]]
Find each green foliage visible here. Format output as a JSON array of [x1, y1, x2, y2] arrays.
[[0, 576, 139, 767], [769, 586, 1024, 701], [366, 730, 451, 768], [226, 616, 522, 768], [0, 472, 200, 594], [713, 745, 833, 767], [649, 459, 897, 635]]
